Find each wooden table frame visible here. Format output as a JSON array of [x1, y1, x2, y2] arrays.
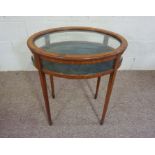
[[27, 26, 128, 125]]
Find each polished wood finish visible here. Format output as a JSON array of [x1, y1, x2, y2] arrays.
[[39, 71, 52, 125], [43, 68, 114, 79], [94, 77, 101, 99], [27, 27, 128, 64], [27, 27, 128, 125], [35, 55, 52, 125], [50, 76, 55, 99], [100, 56, 121, 125]]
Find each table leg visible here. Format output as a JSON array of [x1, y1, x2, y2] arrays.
[[39, 71, 52, 125], [50, 75, 55, 99], [100, 71, 117, 125], [94, 77, 101, 99]]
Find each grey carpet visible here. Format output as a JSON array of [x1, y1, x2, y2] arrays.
[[0, 71, 155, 138]]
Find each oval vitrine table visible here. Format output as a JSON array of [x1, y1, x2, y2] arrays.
[[27, 27, 128, 125]]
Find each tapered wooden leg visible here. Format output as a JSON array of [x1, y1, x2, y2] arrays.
[[100, 72, 117, 125], [94, 77, 101, 99], [50, 75, 55, 98], [39, 71, 52, 125]]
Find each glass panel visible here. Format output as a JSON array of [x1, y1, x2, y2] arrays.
[[35, 31, 120, 55], [42, 59, 114, 75]]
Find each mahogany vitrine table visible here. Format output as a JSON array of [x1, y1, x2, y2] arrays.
[[27, 27, 128, 125]]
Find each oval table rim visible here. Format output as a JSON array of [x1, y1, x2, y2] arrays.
[[27, 26, 128, 62]]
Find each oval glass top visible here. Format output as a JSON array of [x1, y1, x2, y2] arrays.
[[34, 31, 120, 55]]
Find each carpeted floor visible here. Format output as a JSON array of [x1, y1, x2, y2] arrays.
[[0, 71, 155, 138]]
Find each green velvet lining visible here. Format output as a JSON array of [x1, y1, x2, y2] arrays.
[[42, 41, 113, 54], [42, 60, 114, 75], [33, 41, 117, 75]]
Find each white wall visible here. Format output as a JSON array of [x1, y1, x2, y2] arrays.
[[0, 16, 155, 71]]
